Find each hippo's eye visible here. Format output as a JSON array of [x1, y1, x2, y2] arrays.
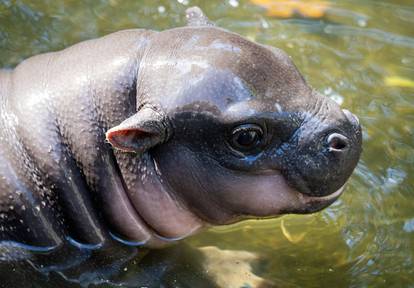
[[229, 124, 264, 154]]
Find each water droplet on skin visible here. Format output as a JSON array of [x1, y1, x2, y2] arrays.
[[274, 103, 283, 113]]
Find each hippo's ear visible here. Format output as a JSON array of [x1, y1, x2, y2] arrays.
[[185, 7, 215, 27], [106, 107, 170, 153]]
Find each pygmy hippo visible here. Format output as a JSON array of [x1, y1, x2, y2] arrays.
[[0, 7, 362, 253]]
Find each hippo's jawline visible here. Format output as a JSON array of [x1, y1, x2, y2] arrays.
[[107, 166, 344, 246]]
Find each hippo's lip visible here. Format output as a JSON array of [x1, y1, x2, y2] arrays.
[[223, 169, 346, 221], [243, 168, 346, 216], [293, 184, 345, 214], [298, 185, 345, 204], [258, 168, 345, 202]]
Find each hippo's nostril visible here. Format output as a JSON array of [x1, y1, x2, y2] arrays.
[[327, 133, 348, 152]]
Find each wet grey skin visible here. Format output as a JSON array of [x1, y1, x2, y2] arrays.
[[0, 7, 362, 251]]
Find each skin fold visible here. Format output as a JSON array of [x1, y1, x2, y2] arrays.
[[0, 7, 362, 256]]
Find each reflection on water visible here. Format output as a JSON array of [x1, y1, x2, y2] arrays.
[[1, 0, 413, 287]]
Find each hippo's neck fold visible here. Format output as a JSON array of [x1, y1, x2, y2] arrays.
[[114, 152, 204, 244]]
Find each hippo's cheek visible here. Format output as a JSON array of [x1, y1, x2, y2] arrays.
[[152, 144, 345, 225]]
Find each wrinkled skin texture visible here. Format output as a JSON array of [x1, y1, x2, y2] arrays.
[[0, 7, 362, 256]]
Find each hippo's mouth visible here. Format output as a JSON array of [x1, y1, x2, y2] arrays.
[[226, 169, 346, 220], [276, 172, 346, 215], [294, 185, 345, 213]]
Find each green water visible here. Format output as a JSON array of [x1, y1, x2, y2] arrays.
[[1, 0, 413, 287]]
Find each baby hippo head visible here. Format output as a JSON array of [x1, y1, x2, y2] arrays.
[[107, 8, 362, 229]]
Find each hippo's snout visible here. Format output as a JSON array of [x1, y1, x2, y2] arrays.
[[282, 104, 363, 198]]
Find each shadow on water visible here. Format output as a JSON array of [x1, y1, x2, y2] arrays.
[[1, 242, 219, 287], [0, 0, 413, 287]]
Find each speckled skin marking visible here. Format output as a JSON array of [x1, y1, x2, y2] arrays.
[[0, 7, 361, 254]]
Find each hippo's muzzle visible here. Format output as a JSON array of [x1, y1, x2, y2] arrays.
[[280, 99, 363, 197]]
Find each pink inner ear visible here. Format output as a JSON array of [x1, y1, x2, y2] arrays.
[[106, 128, 151, 152]]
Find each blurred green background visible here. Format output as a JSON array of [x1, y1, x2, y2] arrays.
[[1, 0, 413, 287]]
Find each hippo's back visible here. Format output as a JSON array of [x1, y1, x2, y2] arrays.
[[0, 29, 155, 255]]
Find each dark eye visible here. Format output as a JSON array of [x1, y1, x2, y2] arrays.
[[229, 124, 264, 153]]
